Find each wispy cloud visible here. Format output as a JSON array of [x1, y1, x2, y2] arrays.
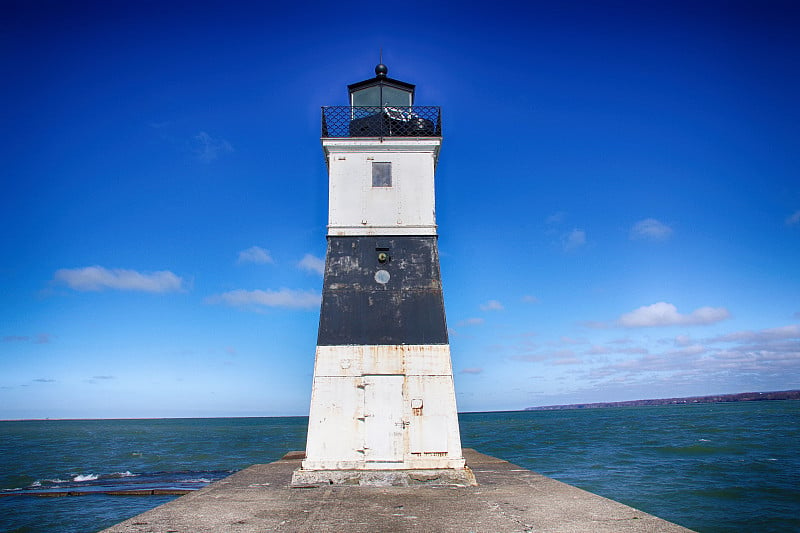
[[298, 254, 325, 275], [206, 288, 320, 310], [33, 378, 56, 383], [710, 324, 800, 343], [546, 212, 567, 225], [1, 334, 53, 346], [522, 295, 539, 303], [34, 333, 52, 344], [480, 300, 504, 311], [237, 246, 274, 265], [586, 345, 611, 355], [457, 317, 485, 327], [618, 302, 730, 328], [544, 213, 586, 252], [460, 367, 484, 374], [560, 336, 586, 345], [194, 131, 233, 162], [86, 375, 116, 385], [563, 229, 586, 251], [786, 210, 800, 226], [674, 334, 692, 346], [581, 323, 800, 389], [512, 348, 582, 365], [53, 266, 185, 293], [630, 218, 673, 241]]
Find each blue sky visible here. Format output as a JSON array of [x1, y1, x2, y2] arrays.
[[2, 0, 799, 419]]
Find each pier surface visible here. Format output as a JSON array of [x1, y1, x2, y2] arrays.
[[104, 449, 692, 532]]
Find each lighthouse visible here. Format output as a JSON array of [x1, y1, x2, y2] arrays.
[[292, 64, 474, 486]]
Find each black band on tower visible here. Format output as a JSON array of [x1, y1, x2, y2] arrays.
[[317, 236, 449, 346]]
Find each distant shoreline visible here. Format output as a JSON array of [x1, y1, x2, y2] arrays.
[[525, 389, 800, 411]]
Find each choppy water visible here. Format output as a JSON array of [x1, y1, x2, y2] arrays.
[[1, 401, 798, 532]]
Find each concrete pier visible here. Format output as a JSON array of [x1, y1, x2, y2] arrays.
[[104, 449, 692, 532]]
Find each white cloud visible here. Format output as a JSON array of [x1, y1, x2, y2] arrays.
[[618, 302, 730, 328], [510, 324, 790, 399], [710, 324, 800, 344], [668, 344, 708, 356], [237, 246, 274, 265], [54, 266, 185, 293], [207, 288, 320, 310], [460, 367, 484, 374], [553, 356, 583, 365], [298, 254, 325, 275], [522, 295, 539, 303], [616, 346, 650, 355], [630, 218, 673, 241], [457, 317, 485, 327], [674, 335, 692, 346], [511, 353, 549, 362], [581, 323, 800, 390], [786, 210, 800, 226], [511, 348, 581, 365], [194, 131, 233, 162], [586, 345, 611, 355], [480, 300, 504, 311], [563, 229, 586, 251]]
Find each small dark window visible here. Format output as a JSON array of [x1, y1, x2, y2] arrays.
[[372, 162, 392, 187]]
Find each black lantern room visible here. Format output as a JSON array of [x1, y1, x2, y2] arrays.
[[348, 63, 415, 107], [324, 63, 438, 138]]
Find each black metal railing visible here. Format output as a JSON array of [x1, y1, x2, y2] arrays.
[[322, 106, 442, 138]]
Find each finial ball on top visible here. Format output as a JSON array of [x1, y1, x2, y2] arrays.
[[375, 63, 388, 78]]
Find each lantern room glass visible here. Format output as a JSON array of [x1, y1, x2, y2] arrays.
[[351, 85, 412, 107]]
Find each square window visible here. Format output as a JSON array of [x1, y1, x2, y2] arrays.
[[372, 162, 392, 187]]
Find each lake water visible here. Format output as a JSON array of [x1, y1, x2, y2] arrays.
[[1, 401, 798, 532]]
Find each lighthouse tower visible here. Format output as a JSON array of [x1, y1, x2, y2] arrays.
[[292, 64, 474, 486]]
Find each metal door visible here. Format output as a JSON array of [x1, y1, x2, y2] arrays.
[[363, 375, 404, 462]]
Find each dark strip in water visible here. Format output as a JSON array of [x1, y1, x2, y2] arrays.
[[0, 489, 191, 498]]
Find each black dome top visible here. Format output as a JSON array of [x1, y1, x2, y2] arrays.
[[375, 63, 388, 78]]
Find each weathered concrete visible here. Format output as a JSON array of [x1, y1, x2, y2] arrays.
[[291, 465, 477, 487], [104, 449, 693, 532]]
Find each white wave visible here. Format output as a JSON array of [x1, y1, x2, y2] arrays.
[[181, 478, 212, 484], [110, 471, 138, 478], [73, 473, 99, 482], [32, 478, 68, 486]]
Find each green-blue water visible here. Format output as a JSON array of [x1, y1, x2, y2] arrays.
[[1, 401, 798, 532]]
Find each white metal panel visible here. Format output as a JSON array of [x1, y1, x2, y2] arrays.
[[410, 415, 448, 454], [312, 345, 453, 377], [324, 138, 440, 236], [363, 375, 404, 462], [304, 375, 363, 463]]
